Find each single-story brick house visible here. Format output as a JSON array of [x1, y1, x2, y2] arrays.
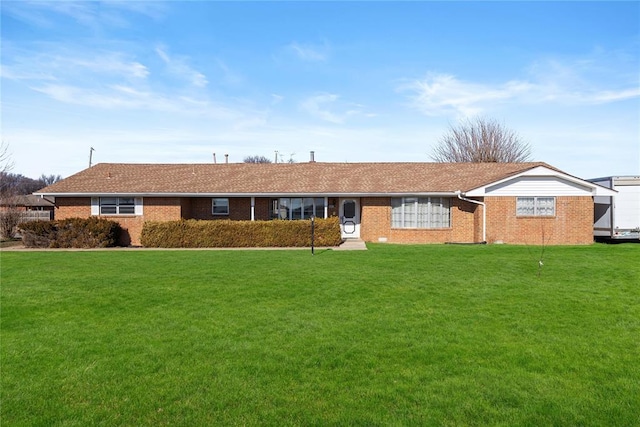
[[34, 161, 615, 246], [0, 194, 55, 220]]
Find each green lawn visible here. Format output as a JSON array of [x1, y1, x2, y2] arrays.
[[2, 244, 639, 426]]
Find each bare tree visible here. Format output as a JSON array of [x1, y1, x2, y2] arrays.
[[1, 141, 14, 174], [1, 173, 44, 196], [39, 174, 63, 187], [0, 142, 19, 239], [431, 117, 532, 163], [243, 155, 273, 164]]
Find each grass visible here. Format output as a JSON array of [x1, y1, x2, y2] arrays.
[[1, 244, 639, 426]]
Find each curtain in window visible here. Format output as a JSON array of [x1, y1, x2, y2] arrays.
[[391, 197, 451, 229], [391, 198, 403, 228], [417, 198, 429, 228]]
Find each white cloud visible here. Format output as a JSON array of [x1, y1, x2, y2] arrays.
[[591, 88, 640, 103], [1, 48, 149, 81], [214, 59, 243, 86], [300, 93, 370, 124], [300, 93, 344, 123], [287, 41, 329, 62], [155, 45, 208, 87], [401, 73, 529, 117], [0, 63, 56, 81], [402, 54, 640, 117], [30, 82, 246, 122], [2, 1, 167, 29]]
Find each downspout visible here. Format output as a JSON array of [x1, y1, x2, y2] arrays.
[[456, 190, 486, 244]]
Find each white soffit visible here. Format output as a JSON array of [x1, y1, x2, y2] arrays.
[[465, 166, 616, 196]]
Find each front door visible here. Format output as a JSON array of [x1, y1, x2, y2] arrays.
[[339, 198, 360, 239]]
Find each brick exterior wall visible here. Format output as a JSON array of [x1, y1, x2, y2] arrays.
[[187, 197, 273, 221], [485, 196, 594, 245], [55, 197, 183, 246], [360, 197, 480, 244], [54, 195, 594, 246], [55, 197, 91, 218]]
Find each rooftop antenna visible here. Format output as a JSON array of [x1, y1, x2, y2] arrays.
[[89, 147, 95, 168]]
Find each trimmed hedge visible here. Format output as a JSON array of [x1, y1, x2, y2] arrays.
[[140, 217, 342, 248], [19, 217, 121, 248]]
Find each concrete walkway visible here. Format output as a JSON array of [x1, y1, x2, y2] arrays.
[[334, 238, 368, 251]]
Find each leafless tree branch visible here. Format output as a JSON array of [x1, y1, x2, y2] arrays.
[[431, 117, 532, 163], [1, 141, 14, 174]]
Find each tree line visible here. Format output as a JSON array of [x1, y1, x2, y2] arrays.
[[1, 142, 62, 198], [0, 172, 63, 198]]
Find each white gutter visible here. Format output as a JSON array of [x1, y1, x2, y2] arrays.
[[33, 191, 461, 198], [456, 190, 486, 243]]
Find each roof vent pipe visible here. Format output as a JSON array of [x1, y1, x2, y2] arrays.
[[310, 151, 315, 163], [213, 153, 217, 164], [225, 154, 229, 164]]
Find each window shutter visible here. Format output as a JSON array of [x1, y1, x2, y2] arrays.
[[134, 198, 143, 215], [91, 197, 100, 215]]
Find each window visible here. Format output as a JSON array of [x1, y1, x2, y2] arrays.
[[271, 198, 325, 220], [212, 198, 229, 215], [391, 197, 451, 228], [516, 197, 555, 216], [100, 197, 135, 215]]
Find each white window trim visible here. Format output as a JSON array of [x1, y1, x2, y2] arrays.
[[91, 197, 143, 216], [516, 196, 556, 217], [212, 198, 230, 215]]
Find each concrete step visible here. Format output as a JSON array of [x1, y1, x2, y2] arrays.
[[334, 239, 367, 251]]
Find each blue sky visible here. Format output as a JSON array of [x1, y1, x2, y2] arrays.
[[1, 1, 638, 180]]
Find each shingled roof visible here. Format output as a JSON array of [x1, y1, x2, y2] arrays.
[[36, 162, 555, 196]]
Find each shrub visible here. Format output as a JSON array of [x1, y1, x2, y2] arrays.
[[141, 217, 342, 248], [19, 218, 121, 248], [0, 209, 24, 239], [18, 220, 56, 248]]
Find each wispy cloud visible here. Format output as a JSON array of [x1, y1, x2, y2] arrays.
[[1, 47, 148, 81], [1, 41, 265, 125], [287, 41, 330, 62], [300, 93, 368, 124], [31, 82, 244, 121], [155, 45, 208, 87], [214, 59, 243, 86], [401, 74, 529, 117], [402, 53, 640, 117], [2, 1, 167, 29]]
